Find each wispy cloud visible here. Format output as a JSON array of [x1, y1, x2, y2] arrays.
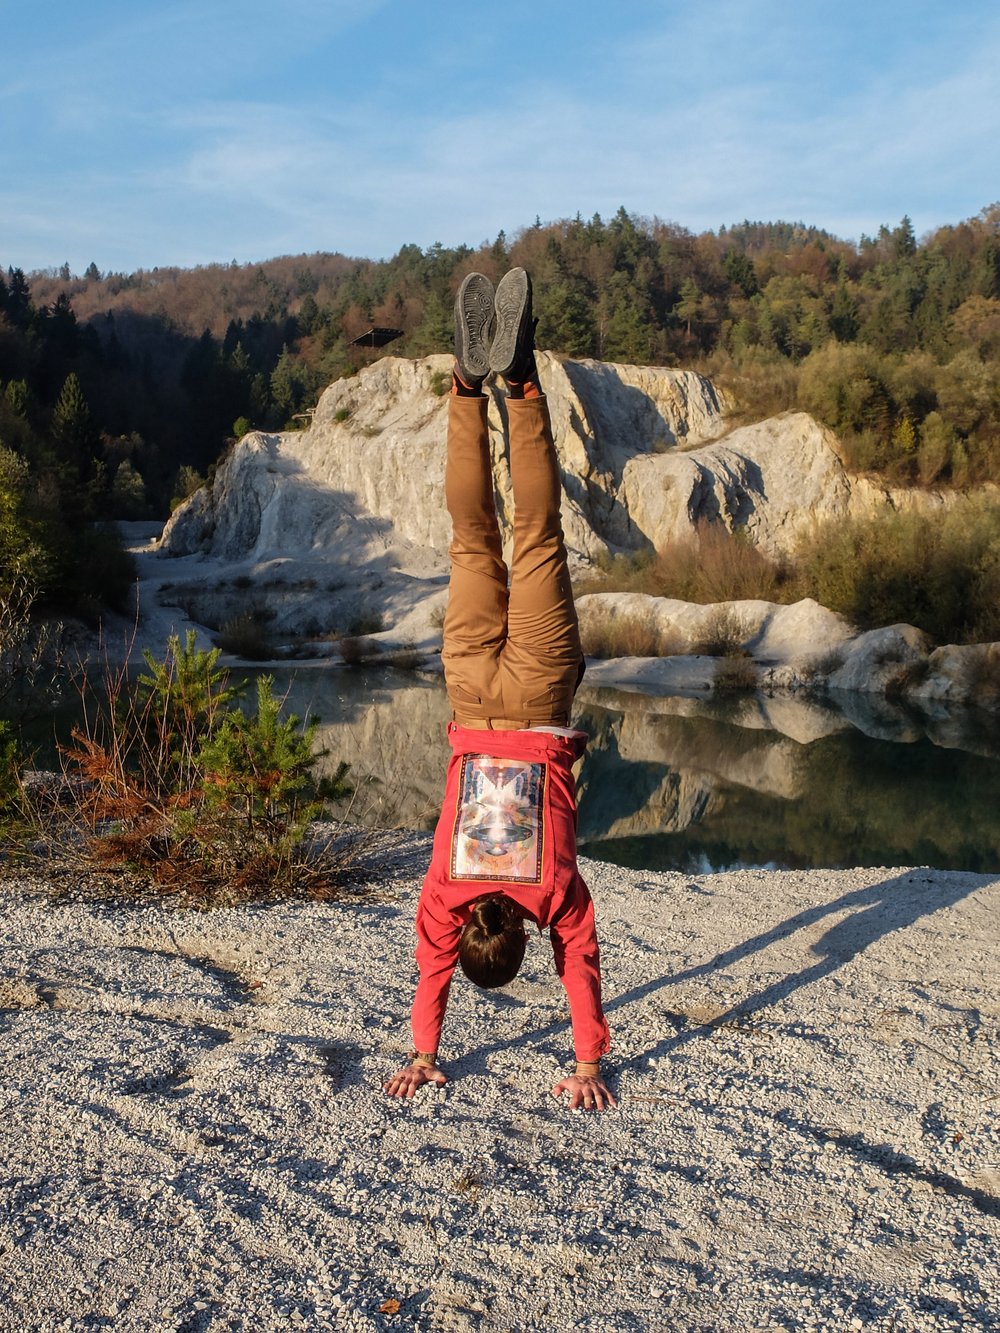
[[3, 0, 999, 270]]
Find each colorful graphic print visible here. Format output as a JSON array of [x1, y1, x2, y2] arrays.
[[450, 755, 546, 883]]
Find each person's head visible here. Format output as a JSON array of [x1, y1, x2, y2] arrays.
[[458, 895, 527, 989]]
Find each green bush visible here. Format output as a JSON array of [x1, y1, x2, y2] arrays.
[[16, 633, 356, 902], [793, 498, 1000, 644]]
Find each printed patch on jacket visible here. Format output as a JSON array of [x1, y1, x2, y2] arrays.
[[450, 755, 546, 883]]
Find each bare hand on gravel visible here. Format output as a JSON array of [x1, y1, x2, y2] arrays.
[[383, 1062, 448, 1098], [551, 1073, 617, 1110]]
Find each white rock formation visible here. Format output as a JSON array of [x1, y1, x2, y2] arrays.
[[145, 351, 999, 713], [575, 592, 855, 664], [161, 351, 943, 573]]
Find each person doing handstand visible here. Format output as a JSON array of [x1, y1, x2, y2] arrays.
[[384, 268, 615, 1112]]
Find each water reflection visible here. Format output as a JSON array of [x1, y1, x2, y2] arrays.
[[266, 667, 1000, 875]]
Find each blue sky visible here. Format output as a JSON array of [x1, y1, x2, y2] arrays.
[[2, 0, 999, 273]]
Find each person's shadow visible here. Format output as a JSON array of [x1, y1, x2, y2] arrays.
[[462, 869, 994, 1072], [608, 869, 992, 1068], [456, 868, 1000, 1218]]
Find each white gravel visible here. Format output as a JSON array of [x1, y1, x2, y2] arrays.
[[0, 847, 997, 1332]]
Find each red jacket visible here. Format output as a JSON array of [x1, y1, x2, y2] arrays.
[[411, 723, 611, 1062]]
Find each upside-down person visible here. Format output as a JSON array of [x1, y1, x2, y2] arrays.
[[384, 268, 614, 1112]]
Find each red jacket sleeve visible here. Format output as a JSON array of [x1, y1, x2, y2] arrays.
[[410, 889, 463, 1056], [549, 873, 611, 1062]]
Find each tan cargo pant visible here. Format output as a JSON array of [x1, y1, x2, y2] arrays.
[[442, 393, 584, 728]]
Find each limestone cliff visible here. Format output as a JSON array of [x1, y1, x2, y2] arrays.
[[161, 351, 926, 569]]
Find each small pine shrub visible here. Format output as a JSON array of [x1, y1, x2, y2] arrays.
[[430, 369, 450, 397], [12, 633, 359, 902], [334, 407, 351, 423]]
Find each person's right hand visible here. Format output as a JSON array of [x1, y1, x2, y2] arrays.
[[384, 1062, 448, 1099]]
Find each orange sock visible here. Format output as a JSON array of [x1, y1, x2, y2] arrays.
[[451, 367, 483, 397], [505, 375, 541, 400]]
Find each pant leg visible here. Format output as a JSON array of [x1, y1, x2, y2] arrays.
[[499, 396, 583, 725], [441, 394, 508, 721]]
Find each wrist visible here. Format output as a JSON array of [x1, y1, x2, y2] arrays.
[[409, 1049, 437, 1069], [575, 1059, 600, 1077]]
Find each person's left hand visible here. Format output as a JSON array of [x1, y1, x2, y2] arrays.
[[551, 1073, 617, 1111]]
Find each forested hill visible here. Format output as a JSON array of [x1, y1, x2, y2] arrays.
[[2, 205, 1000, 611]]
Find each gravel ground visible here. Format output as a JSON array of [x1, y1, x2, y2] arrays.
[[0, 845, 997, 1332]]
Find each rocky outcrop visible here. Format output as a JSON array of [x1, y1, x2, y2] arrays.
[[161, 351, 942, 571], [144, 351, 1000, 715]]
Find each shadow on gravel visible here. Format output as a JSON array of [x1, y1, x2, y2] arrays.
[[460, 870, 996, 1085], [777, 1112, 1000, 1221], [608, 869, 996, 1063]]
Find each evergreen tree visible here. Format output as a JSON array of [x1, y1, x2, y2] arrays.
[[52, 372, 100, 477], [109, 459, 148, 518]]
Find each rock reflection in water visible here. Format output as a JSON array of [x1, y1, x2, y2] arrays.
[[265, 668, 1000, 874]]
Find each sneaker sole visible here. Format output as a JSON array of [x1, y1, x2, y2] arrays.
[[455, 273, 495, 381], [489, 268, 531, 376]]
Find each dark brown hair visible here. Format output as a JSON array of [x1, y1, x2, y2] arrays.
[[458, 895, 527, 989]]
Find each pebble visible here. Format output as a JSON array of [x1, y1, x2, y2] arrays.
[[0, 863, 997, 1332]]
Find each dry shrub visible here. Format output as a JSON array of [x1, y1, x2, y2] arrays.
[[884, 658, 931, 702], [0, 573, 67, 720], [712, 656, 759, 691], [693, 607, 750, 657], [339, 635, 382, 667], [580, 615, 680, 659], [389, 640, 424, 671], [801, 647, 847, 684], [965, 645, 1000, 710], [652, 523, 786, 604], [576, 524, 786, 606], [215, 613, 275, 660]]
